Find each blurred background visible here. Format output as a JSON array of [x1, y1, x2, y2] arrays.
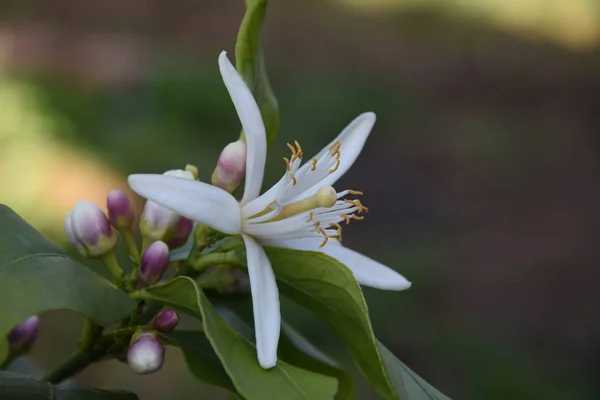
[[1, 0, 599, 398]]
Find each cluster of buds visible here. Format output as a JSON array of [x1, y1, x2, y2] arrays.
[[126, 309, 179, 374]]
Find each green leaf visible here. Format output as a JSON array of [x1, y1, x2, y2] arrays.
[[0, 371, 139, 399], [134, 277, 338, 400], [0, 206, 136, 362], [235, 0, 279, 144], [264, 247, 399, 400], [215, 308, 354, 400], [378, 342, 452, 400], [164, 331, 239, 398]]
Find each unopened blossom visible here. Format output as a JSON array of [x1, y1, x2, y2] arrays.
[[139, 169, 195, 242], [167, 217, 193, 249], [212, 140, 247, 192], [127, 333, 165, 375], [139, 240, 170, 286], [64, 201, 117, 258], [8, 316, 40, 353], [128, 51, 411, 369], [151, 309, 179, 333], [107, 189, 135, 230]]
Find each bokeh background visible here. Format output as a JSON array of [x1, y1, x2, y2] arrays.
[[2, 0, 600, 398]]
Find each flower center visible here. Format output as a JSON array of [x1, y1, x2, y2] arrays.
[[242, 140, 368, 247]]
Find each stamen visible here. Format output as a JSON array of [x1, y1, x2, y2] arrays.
[[351, 214, 364, 220], [287, 143, 296, 157], [329, 222, 343, 241], [329, 159, 341, 174], [344, 199, 369, 213], [347, 189, 363, 195], [290, 173, 297, 185], [328, 140, 341, 156], [311, 158, 317, 171], [263, 186, 337, 222], [316, 224, 329, 247], [306, 211, 313, 222], [283, 157, 291, 171], [341, 214, 351, 225]]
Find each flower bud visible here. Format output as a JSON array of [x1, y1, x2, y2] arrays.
[[151, 309, 179, 333], [139, 241, 170, 286], [8, 316, 40, 353], [211, 140, 246, 192], [64, 201, 117, 258], [107, 189, 135, 230], [167, 217, 193, 249], [139, 169, 195, 241], [127, 333, 165, 375]]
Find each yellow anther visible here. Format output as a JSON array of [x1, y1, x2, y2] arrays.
[[306, 211, 313, 222], [329, 159, 341, 174], [341, 214, 351, 225], [328, 140, 341, 155], [344, 199, 369, 213], [283, 157, 291, 171], [311, 158, 317, 171], [319, 236, 329, 248], [329, 222, 343, 241], [351, 214, 364, 220], [347, 189, 363, 195], [287, 143, 296, 157], [290, 173, 297, 185], [294, 141, 302, 155]]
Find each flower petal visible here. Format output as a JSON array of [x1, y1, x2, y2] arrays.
[[218, 51, 267, 204], [262, 237, 411, 290], [287, 112, 376, 203], [242, 234, 281, 369], [128, 174, 241, 234]]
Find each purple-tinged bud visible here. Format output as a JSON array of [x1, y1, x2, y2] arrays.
[[139, 241, 170, 286], [64, 201, 117, 258], [167, 217, 193, 249], [8, 316, 40, 353], [107, 190, 135, 230], [127, 333, 165, 375], [211, 140, 246, 192], [151, 309, 179, 333], [139, 169, 194, 241]]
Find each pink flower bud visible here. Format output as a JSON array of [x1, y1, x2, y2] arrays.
[[211, 140, 246, 192], [8, 316, 40, 353], [107, 190, 135, 230], [139, 170, 194, 241], [139, 241, 170, 286], [167, 217, 193, 249], [64, 201, 116, 258], [127, 333, 165, 375], [151, 309, 179, 333]]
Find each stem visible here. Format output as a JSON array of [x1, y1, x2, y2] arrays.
[[0, 352, 16, 370], [43, 351, 96, 384], [189, 251, 242, 271], [101, 252, 124, 284], [122, 230, 140, 263], [79, 319, 102, 351]]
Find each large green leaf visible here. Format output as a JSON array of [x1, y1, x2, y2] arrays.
[[164, 331, 239, 398], [216, 307, 354, 400], [0, 371, 139, 399], [0, 206, 136, 362], [235, 0, 279, 144], [264, 247, 400, 400], [134, 277, 338, 400], [378, 342, 452, 400]]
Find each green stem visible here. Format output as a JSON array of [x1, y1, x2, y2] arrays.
[[189, 251, 242, 272], [42, 351, 93, 384], [0, 352, 16, 370], [101, 252, 124, 284], [122, 230, 140, 263], [79, 319, 102, 351]]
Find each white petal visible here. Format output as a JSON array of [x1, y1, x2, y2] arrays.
[[262, 237, 411, 291], [128, 174, 241, 234], [288, 112, 376, 202], [242, 234, 281, 369], [218, 51, 267, 204]]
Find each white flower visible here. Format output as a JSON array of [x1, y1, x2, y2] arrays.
[[128, 51, 411, 369]]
